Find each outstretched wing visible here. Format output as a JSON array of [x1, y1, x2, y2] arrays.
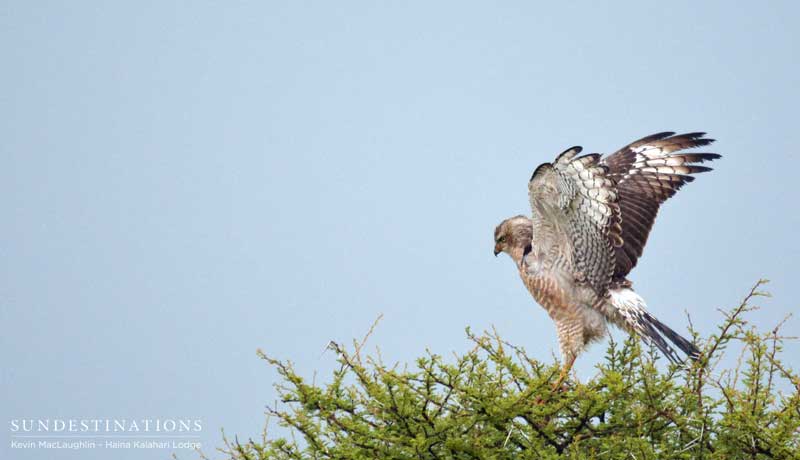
[[528, 147, 622, 295], [601, 132, 721, 281]]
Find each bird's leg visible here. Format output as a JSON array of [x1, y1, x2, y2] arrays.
[[532, 353, 577, 405], [552, 353, 577, 391]]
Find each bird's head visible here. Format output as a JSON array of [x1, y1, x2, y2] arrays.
[[493, 215, 533, 259]]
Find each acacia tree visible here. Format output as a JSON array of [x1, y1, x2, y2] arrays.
[[209, 281, 800, 459]]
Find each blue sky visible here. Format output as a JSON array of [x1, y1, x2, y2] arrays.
[[2, 2, 798, 459]]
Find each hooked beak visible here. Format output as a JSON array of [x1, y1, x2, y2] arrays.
[[493, 244, 501, 257]]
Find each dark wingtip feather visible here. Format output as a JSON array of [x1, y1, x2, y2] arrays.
[[670, 132, 715, 148], [646, 131, 677, 139], [686, 165, 714, 174], [686, 153, 722, 163], [632, 132, 676, 146], [682, 131, 707, 138], [530, 162, 553, 181]]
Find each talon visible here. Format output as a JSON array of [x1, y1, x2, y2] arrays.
[[551, 354, 577, 391]]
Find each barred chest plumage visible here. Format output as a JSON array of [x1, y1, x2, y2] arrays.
[[517, 258, 610, 354], [518, 241, 606, 323]]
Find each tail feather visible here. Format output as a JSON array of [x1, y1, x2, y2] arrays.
[[638, 317, 682, 364], [608, 287, 698, 364], [644, 313, 700, 360]]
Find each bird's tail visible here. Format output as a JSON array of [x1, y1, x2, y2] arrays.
[[607, 288, 699, 364]]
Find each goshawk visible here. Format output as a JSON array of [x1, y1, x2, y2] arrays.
[[494, 132, 720, 381]]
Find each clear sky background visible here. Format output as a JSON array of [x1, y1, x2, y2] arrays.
[[2, 2, 799, 459]]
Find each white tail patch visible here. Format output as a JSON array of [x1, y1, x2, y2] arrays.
[[606, 288, 648, 334], [609, 287, 647, 310], [607, 287, 687, 364]]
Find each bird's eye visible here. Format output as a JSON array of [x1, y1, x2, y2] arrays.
[[497, 236, 506, 243]]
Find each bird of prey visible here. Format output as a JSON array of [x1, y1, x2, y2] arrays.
[[493, 132, 720, 383]]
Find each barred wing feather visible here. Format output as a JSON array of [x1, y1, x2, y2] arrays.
[[601, 132, 721, 281], [528, 147, 622, 295]]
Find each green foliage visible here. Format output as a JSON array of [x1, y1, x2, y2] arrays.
[[213, 281, 800, 459]]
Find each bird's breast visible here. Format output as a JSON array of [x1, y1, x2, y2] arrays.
[[520, 269, 569, 317]]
